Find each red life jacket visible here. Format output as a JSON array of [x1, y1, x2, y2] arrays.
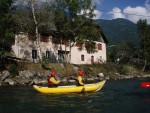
[[47, 77, 53, 85]]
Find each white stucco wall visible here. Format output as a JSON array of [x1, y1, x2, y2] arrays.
[[70, 42, 106, 64], [12, 34, 107, 64], [12, 33, 32, 59], [12, 34, 70, 61]]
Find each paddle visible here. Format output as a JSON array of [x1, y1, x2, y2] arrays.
[[81, 85, 85, 93]]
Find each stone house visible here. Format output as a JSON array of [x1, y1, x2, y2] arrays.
[[12, 28, 108, 64]]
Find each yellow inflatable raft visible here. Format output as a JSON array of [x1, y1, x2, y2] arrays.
[[33, 80, 106, 94]]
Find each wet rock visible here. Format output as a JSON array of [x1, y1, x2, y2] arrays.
[[1, 71, 10, 81], [13, 76, 28, 85], [1, 81, 10, 86], [61, 77, 68, 83], [70, 75, 77, 80], [36, 72, 44, 78], [32, 78, 40, 84], [21, 78, 32, 84], [97, 73, 104, 78], [60, 63, 64, 68], [20, 70, 34, 79], [86, 78, 95, 81], [33, 78, 47, 85], [19, 70, 26, 76], [4, 79, 15, 86], [39, 75, 46, 79], [40, 79, 47, 84], [142, 74, 150, 78], [94, 77, 99, 81], [31, 71, 38, 76], [26, 70, 34, 79], [124, 75, 134, 79], [73, 66, 79, 72], [28, 81, 34, 86], [105, 76, 110, 80], [68, 79, 76, 83]]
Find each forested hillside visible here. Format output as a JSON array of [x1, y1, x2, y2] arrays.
[[95, 18, 139, 45]]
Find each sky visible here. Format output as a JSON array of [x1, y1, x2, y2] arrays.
[[92, 0, 150, 24]]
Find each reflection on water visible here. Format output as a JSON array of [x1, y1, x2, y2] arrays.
[[0, 79, 150, 113], [34, 92, 101, 112]]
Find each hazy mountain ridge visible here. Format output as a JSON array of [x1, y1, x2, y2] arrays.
[[95, 18, 139, 45]]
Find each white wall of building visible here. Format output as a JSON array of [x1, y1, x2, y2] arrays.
[[12, 34, 107, 64], [70, 42, 106, 64]]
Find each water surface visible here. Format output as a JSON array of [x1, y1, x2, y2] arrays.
[[0, 79, 150, 113]]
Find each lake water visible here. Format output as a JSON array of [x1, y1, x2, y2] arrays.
[[0, 79, 150, 113]]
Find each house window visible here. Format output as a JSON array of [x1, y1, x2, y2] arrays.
[[81, 55, 84, 61], [46, 51, 51, 59], [91, 56, 94, 64], [32, 49, 37, 59], [58, 50, 64, 63], [97, 43, 102, 50]]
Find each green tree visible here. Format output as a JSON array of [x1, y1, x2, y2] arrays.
[[53, 0, 102, 62], [0, 0, 15, 53], [107, 42, 135, 64], [137, 19, 150, 71], [107, 45, 117, 62], [14, 0, 55, 38]]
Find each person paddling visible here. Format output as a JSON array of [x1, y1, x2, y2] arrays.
[[77, 71, 84, 86], [47, 71, 60, 87]]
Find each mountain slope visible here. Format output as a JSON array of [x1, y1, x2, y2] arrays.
[[95, 18, 139, 45]]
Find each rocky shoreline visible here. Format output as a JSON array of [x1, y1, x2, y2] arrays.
[[0, 70, 150, 87]]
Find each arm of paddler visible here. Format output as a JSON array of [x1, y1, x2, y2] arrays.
[[50, 77, 60, 84], [77, 76, 84, 86]]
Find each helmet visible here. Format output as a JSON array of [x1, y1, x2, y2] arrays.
[[78, 71, 83, 76], [51, 71, 56, 76]]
